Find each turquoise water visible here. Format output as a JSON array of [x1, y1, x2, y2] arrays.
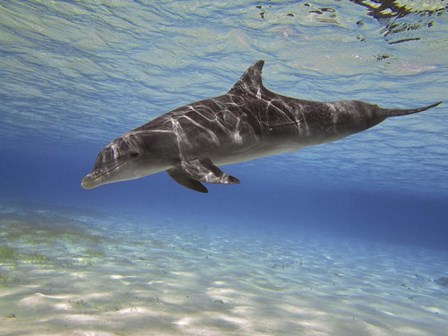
[[1, 1, 448, 335]]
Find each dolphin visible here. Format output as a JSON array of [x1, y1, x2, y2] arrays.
[[81, 60, 442, 193]]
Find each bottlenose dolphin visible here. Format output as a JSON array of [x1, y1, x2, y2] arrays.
[[81, 60, 442, 193]]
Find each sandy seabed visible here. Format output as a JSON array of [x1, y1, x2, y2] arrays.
[[0, 204, 447, 336]]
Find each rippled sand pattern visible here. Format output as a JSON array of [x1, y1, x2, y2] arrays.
[[1, 205, 447, 335]]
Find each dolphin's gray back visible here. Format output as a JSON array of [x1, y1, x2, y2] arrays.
[[132, 60, 442, 164], [134, 93, 267, 162]]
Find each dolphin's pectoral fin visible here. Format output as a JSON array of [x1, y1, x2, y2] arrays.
[[167, 168, 208, 193], [176, 158, 240, 185]]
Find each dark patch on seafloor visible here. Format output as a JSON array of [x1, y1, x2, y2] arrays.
[[435, 277, 448, 288]]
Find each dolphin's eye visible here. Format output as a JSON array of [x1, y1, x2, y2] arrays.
[[130, 152, 139, 158]]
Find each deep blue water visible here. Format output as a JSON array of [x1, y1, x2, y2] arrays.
[[1, 135, 447, 250]]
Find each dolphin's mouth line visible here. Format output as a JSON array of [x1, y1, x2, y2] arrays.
[[86, 162, 126, 183]]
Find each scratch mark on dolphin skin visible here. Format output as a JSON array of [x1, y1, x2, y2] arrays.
[[179, 115, 220, 145]]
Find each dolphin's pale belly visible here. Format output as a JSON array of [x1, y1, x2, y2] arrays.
[[211, 137, 303, 166]]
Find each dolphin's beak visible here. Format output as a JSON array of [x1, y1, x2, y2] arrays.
[[81, 174, 96, 189], [81, 162, 126, 190]]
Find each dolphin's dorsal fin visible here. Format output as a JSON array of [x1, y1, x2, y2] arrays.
[[229, 60, 265, 95]]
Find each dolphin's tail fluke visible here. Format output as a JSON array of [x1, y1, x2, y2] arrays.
[[384, 101, 443, 117]]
